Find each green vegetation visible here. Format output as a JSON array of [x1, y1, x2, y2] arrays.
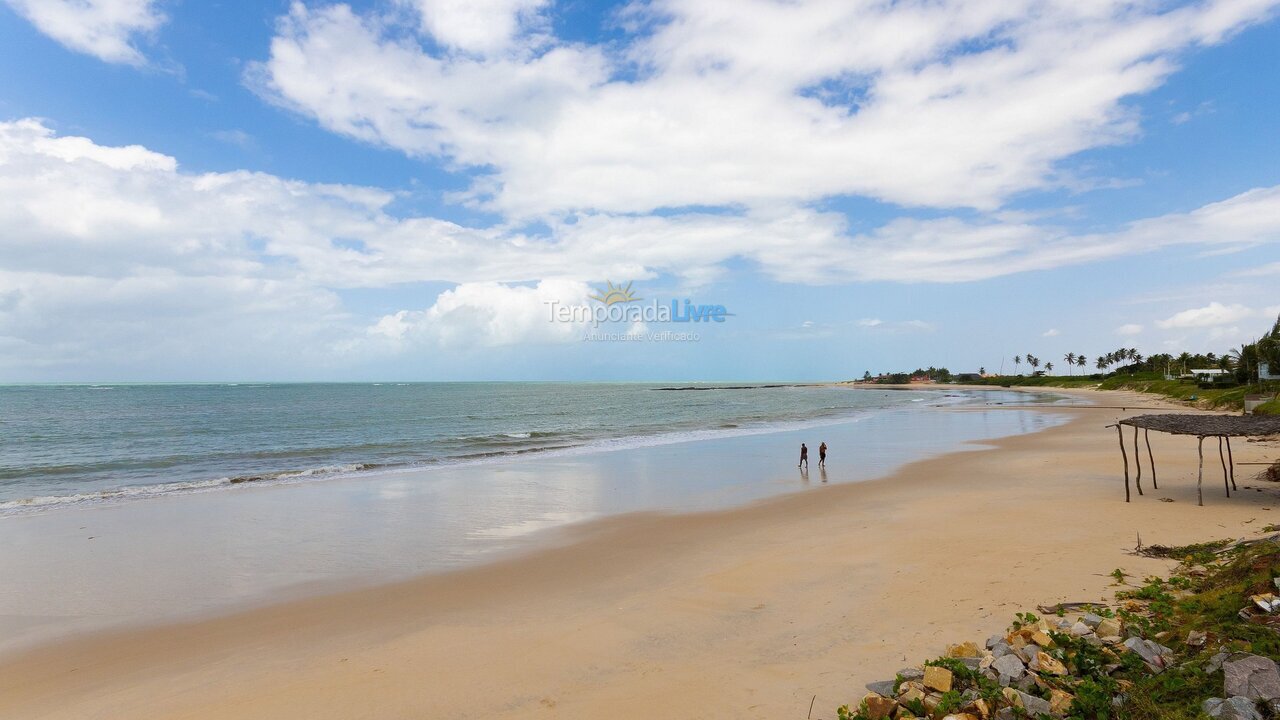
[[837, 535, 1280, 720], [1255, 399, 1280, 416], [965, 371, 1278, 411], [858, 314, 1280, 411]]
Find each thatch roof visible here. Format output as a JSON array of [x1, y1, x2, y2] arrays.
[[1118, 413, 1280, 437]]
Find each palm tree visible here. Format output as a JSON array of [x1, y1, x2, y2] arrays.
[[979, 366, 986, 376], [1028, 355, 1040, 374], [1045, 361, 1054, 374], [1064, 353, 1076, 376], [1077, 355, 1087, 372], [1096, 356, 1107, 371], [1014, 355, 1022, 375]]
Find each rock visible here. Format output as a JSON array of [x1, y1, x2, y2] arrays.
[[1015, 674, 1038, 693], [867, 680, 897, 697], [979, 653, 995, 671], [1188, 630, 1207, 647], [862, 693, 898, 720], [1036, 651, 1068, 676], [897, 668, 925, 682], [923, 692, 943, 714], [1223, 655, 1280, 701], [924, 666, 953, 693], [1002, 687, 1051, 717], [1209, 653, 1230, 673], [1016, 643, 1041, 664], [1081, 613, 1103, 628], [992, 654, 1025, 683], [1250, 594, 1279, 613], [948, 641, 982, 658], [1049, 688, 1074, 715], [940, 715, 978, 720], [1123, 637, 1173, 672], [1029, 629, 1054, 647], [1203, 697, 1263, 720], [1070, 621, 1092, 636], [1095, 617, 1121, 638], [989, 640, 1012, 658], [993, 709, 1016, 720], [969, 698, 990, 719], [1100, 635, 1123, 645], [958, 657, 982, 671], [898, 685, 925, 704], [985, 634, 1004, 650]]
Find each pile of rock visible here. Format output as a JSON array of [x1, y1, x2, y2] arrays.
[[1202, 653, 1280, 720], [848, 611, 1153, 720]]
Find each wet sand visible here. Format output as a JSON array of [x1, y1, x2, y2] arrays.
[[1, 388, 1277, 719]]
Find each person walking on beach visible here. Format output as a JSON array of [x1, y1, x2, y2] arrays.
[[818, 442, 827, 468], [799, 443, 808, 470]]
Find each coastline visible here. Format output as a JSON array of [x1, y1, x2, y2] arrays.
[[2, 388, 1277, 719]]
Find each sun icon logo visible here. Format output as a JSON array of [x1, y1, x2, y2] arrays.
[[589, 280, 641, 306]]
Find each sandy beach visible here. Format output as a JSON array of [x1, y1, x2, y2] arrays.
[[2, 388, 1277, 720]]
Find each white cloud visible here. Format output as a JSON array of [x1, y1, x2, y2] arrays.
[[364, 280, 591, 348], [1042, 328, 1060, 337], [4, 0, 164, 65], [1115, 323, 1144, 335], [251, 0, 1280, 217], [1, 119, 1276, 373], [1156, 302, 1255, 328], [408, 0, 549, 54]]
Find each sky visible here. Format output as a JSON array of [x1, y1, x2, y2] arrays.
[[0, 0, 1277, 382]]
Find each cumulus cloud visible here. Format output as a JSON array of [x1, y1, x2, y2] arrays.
[[365, 280, 592, 348], [1115, 323, 1144, 335], [2, 119, 1278, 371], [1155, 302, 1276, 328], [251, 0, 1280, 217], [4, 0, 164, 65], [1042, 328, 1060, 337]]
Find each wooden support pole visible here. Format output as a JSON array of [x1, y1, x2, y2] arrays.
[[1226, 436, 1236, 490], [1197, 436, 1205, 507], [1133, 425, 1144, 496], [1219, 436, 1230, 497], [1145, 428, 1157, 490], [1117, 424, 1130, 503]]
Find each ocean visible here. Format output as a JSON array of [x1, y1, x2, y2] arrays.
[[0, 381, 976, 513]]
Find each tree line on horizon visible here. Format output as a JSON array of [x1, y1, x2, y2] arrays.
[[861, 314, 1280, 387]]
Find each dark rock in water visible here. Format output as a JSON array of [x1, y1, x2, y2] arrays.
[[865, 680, 896, 697], [1204, 696, 1263, 720], [1224, 655, 1280, 701]]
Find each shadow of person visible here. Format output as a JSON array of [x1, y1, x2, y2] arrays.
[[800, 466, 809, 482], [819, 466, 828, 483]]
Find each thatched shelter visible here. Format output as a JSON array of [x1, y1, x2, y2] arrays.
[[1110, 414, 1280, 505]]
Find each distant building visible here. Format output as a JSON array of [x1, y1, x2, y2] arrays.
[[1261, 362, 1279, 381]]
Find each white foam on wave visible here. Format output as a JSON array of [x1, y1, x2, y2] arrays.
[[0, 388, 1003, 517]]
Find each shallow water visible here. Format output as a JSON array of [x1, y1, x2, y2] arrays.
[[0, 388, 1067, 654]]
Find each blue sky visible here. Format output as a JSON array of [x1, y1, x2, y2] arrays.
[[0, 0, 1277, 382]]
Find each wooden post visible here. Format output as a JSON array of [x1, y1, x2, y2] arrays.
[[1197, 436, 1205, 507], [1133, 425, 1143, 496], [1219, 436, 1230, 497], [1145, 428, 1157, 490], [1116, 424, 1130, 503], [1226, 436, 1236, 490]]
